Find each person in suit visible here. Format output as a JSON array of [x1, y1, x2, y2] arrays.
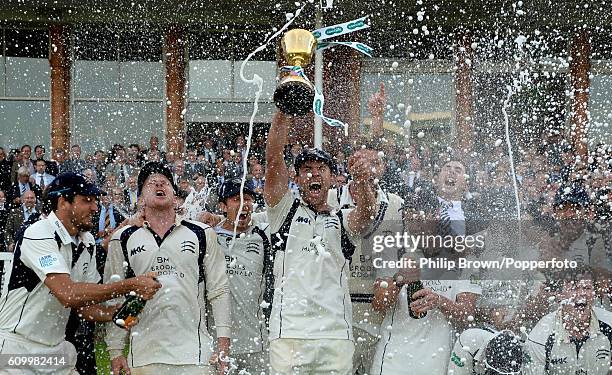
[[11, 145, 35, 179], [33, 159, 55, 189], [184, 149, 206, 180], [92, 188, 126, 245], [8, 166, 42, 207], [123, 175, 139, 215], [0, 147, 11, 194], [5, 190, 38, 251], [0, 190, 9, 252]]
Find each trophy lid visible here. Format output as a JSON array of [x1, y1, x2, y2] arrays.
[[281, 29, 317, 67]]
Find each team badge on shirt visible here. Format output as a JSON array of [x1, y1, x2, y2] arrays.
[[39, 254, 59, 268]]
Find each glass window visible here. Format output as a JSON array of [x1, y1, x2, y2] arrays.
[[119, 30, 162, 62], [5, 29, 48, 58], [589, 74, 612, 145], [73, 60, 120, 98], [233, 60, 276, 100], [119, 61, 164, 98], [6, 57, 50, 97], [0, 100, 50, 150], [189, 60, 232, 99], [72, 101, 163, 152], [74, 27, 119, 61]]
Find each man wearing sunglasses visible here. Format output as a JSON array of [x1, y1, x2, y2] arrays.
[[525, 268, 612, 375], [448, 328, 524, 375]]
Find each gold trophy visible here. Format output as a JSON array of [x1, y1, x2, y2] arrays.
[[273, 29, 317, 116]]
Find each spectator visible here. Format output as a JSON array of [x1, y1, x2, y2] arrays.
[[8, 166, 42, 207], [92, 149, 107, 185], [81, 168, 97, 185], [33, 159, 55, 190], [0, 147, 11, 193], [183, 173, 212, 219], [15, 144, 35, 176], [184, 148, 205, 179], [0, 190, 8, 252], [5, 190, 38, 251], [172, 159, 186, 185], [92, 188, 125, 245], [61, 144, 89, 174], [48, 147, 65, 176], [123, 175, 139, 215], [106, 148, 131, 186], [200, 138, 217, 169]]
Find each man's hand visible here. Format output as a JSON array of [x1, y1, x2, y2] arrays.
[[111, 355, 131, 375], [367, 83, 386, 118], [199, 211, 223, 227], [393, 259, 420, 286], [348, 149, 375, 184], [410, 288, 441, 314], [126, 273, 161, 300]]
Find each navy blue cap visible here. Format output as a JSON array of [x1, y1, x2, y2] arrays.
[[294, 148, 337, 174], [554, 182, 590, 209], [46, 172, 106, 198], [138, 162, 178, 195], [218, 178, 257, 202]]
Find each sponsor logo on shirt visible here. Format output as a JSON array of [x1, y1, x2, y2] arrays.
[[130, 245, 146, 256], [246, 243, 260, 254], [181, 240, 196, 254], [550, 357, 567, 365], [450, 352, 464, 367], [296, 216, 311, 224], [39, 254, 59, 268], [596, 349, 610, 360], [324, 218, 340, 230]]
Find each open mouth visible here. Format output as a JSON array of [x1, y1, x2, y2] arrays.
[[238, 213, 248, 220], [445, 178, 456, 187], [574, 301, 588, 309], [309, 182, 322, 193], [155, 190, 166, 197]]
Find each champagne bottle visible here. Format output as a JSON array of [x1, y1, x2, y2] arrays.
[[113, 294, 146, 328], [406, 280, 427, 319]]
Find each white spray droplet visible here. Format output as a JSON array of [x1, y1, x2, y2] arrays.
[[417, 131, 425, 138], [494, 139, 503, 147], [391, 61, 399, 69], [109, 274, 121, 282], [380, 281, 389, 289]]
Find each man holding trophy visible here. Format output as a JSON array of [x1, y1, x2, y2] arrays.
[[265, 29, 378, 374]]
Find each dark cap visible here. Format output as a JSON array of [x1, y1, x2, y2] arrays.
[[137, 162, 178, 195], [554, 182, 590, 209], [484, 331, 523, 374], [46, 172, 106, 198], [294, 148, 337, 174], [218, 178, 257, 202]]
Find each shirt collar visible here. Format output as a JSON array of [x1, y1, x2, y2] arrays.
[[47, 211, 94, 246]]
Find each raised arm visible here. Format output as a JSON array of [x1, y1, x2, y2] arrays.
[[264, 111, 291, 207], [367, 83, 386, 139], [347, 150, 377, 235]]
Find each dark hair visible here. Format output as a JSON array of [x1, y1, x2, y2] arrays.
[[43, 188, 76, 213], [34, 145, 45, 153], [35, 158, 46, 166], [21, 144, 32, 152]]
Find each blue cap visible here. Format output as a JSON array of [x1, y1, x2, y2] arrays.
[[46, 172, 106, 198], [294, 148, 337, 174], [218, 178, 257, 202]]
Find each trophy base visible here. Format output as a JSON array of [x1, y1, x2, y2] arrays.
[[274, 81, 315, 116]]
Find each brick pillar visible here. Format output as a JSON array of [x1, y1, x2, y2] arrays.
[[455, 32, 475, 153], [49, 25, 71, 153], [323, 48, 361, 153], [570, 29, 591, 159], [165, 25, 187, 157]]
